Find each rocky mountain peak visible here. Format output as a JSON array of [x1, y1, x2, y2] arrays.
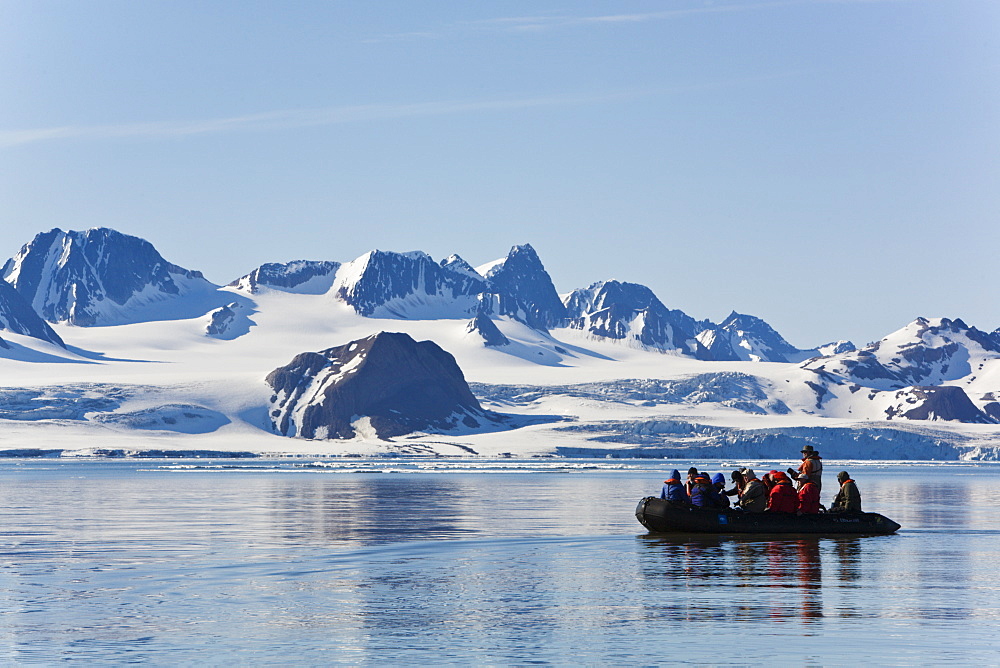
[[332, 250, 487, 319], [2, 227, 210, 326], [695, 311, 808, 363], [439, 254, 483, 280], [885, 386, 996, 424], [478, 244, 566, 331], [229, 260, 340, 295], [564, 280, 706, 357], [266, 331, 502, 439]]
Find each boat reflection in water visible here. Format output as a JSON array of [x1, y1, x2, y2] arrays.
[[636, 533, 883, 624]]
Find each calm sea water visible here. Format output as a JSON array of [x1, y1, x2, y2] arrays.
[[0, 458, 998, 664]]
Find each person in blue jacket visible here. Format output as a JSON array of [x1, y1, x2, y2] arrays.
[[660, 469, 690, 508], [689, 472, 724, 508], [711, 472, 731, 509]]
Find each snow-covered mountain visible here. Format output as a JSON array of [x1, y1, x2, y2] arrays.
[[2, 228, 214, 326], [798, 317, 1000, 424], [804, 317, 1000, 389], [696, 311, 852, 363], [229, 260, 340, 295], [332, 250, 487, 319], [563, 280, 707, 357], [0, 278, 65, 347], [266, 331, 505, 439], [1, 226, 998, 459], [477, 244, 566, 331]]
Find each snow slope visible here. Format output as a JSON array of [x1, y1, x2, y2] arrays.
[[3, 228, 219, 326], [1, 231, 998, 460], [0, 289, 997, 459]]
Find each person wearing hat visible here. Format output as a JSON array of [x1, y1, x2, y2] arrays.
[[738, 468, 767, 513], [689, 472, 724, 509], [797, 475, 822, 514], [711, 473, 731, 509], [765, 470, 799, 513], [723, 469, 745, 502], [660, 469, 690, 508], [788, 445, 823, 492], [684, 466, 700, 496], [830, 471, 862, 513]]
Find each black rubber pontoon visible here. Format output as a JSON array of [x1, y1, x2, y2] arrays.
[[636, 497, 901, 535]]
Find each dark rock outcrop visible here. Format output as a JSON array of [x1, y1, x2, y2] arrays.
[[479, 244, 566, 331], [697, 311, 813, 363], [266, 331, 502, 439], [808, 349, 904, 389], [439, 254, 484, 283], [229, 260, 341, 294], [817, 340, 857, 356], [804, 317, 1000, 391], [2, 227, 210, 326], [885, 386, 996, 424], [563, 280, 707, 357], [0, 277, 65, 347], [885, 318, 1000, 385], [205, 302, 253, 339], [466, 314, 510, 347], [333, 251, 487, 319]]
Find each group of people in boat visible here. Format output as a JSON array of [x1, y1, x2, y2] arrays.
[[659, 445, 863, 514]]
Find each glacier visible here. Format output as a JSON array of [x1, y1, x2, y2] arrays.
[[0, 227, 997, 459]]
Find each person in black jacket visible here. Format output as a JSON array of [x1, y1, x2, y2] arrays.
[[724, 469, 745, 501]]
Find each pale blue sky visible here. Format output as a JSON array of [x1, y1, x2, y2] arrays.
[[2, 0, 998, 347]]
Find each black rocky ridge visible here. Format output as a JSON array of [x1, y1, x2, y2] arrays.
[[466, 314, 510, 347], [698, 311, 810, 363], [798, 317, 1000, 425], [2, 227, 207, 326], [266, 331, 505, 439], [479, 244, 566, 331], [0, 277, 65, 347], [334, 251, 487, 318], [229, 260, 341, 294], [885, 386, 996, 424], [805, 317, 1000, 391], [563, 280, 708, 357]]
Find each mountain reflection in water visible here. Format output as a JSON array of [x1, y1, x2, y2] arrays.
[[267, 477, 479, 545]]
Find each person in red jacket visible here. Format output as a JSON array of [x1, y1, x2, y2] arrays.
[[761, 470, 777, 493], [766, 471, 798, 513], [797, 477, 821, 514]]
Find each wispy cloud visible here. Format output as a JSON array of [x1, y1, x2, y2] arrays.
[[510, 0, 915, 28], [367, 0, 916, 41], [0, 73, 802, 149], [0, 92, 636, 149], [464, 2, 807, 31]]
